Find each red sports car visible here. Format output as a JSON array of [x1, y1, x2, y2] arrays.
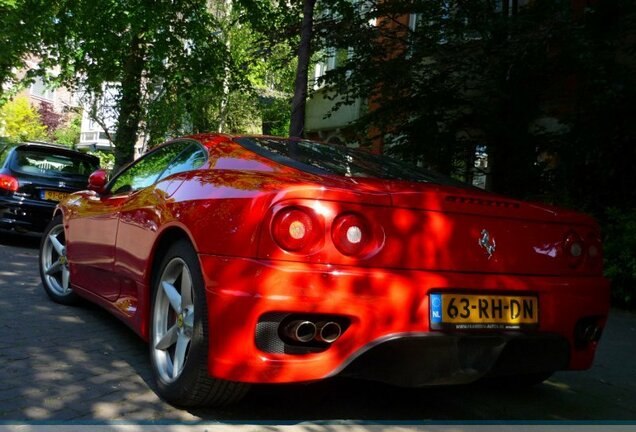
[[38, 133, 610, 407]]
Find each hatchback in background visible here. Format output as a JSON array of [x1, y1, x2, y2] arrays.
[[0, 141, 100, 234]]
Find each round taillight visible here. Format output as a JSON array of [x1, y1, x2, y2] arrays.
[[332, 213, 370, 256], [588, 244, 599, 258], [585, 232, 603, 269], [564, 231, 585, 267], [0, 174, 18, 192], [272, 208, 319, 252]]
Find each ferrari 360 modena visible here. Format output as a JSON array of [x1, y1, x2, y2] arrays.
[[39, 133, 610, 407]]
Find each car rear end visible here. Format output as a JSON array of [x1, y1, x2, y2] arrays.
[[0, 143, 99, 233], [195, 136, 610, 386]]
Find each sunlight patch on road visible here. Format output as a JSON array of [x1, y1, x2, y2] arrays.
[[544, 380, 573, 392], [58, 316, 85, 323]]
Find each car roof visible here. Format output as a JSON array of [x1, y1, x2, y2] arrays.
[[10, 141, 99, 161]]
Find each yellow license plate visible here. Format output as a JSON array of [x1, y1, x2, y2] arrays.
[[43, 190, 69, 202], [430, 293, 539, 330]]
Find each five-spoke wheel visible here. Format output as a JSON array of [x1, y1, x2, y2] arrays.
[[149, 239, 249, 407], [39, 215, 77, 304], [152, 257, 195, 383]]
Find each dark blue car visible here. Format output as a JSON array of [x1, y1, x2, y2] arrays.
[[0, 141, 100, 234]]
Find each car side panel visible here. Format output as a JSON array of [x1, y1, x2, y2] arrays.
[[112, 178, 185, 320], [65, 192, 126, 301]]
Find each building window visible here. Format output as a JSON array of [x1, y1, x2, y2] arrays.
[[30, 77, 56, 101], [81, 132, 98, 142]]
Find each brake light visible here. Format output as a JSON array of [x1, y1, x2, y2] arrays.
[[332, 213, 371, 256], [585, 232, 603, 270], [272, 207, 320, 252], [564, 231, 584, 267], [0, 174, 18, 192]]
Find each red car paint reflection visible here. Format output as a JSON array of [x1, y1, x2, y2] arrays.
[[39, 133, 610, 407]]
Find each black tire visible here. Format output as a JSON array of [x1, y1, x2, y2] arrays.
[[39, 215, 79, 305], [149, 239, 249, 407]]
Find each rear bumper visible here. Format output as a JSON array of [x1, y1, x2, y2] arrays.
[[336, 333, 569, 386], [200, 255, 610, 385], [0, 196, 55, 233]]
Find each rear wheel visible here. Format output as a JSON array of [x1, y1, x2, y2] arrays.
[[149, 239, 249, 407], [39, 215, 78, 305]]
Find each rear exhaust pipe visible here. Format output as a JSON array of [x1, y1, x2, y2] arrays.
[[316, 321, 342, 343], [284, 320, 317, 343]]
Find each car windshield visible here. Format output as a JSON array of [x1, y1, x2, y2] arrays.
[[11, 149, 99, 177], [234, 137, 457, 184]]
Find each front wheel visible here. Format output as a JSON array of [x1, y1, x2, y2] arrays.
[[39, 215, 78, 305], [149, 239, 249, 407]]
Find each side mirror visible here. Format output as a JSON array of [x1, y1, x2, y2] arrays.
[[88, 169, 108, 194]]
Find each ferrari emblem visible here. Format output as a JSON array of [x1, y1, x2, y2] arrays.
[[478, 229, 496, 259]]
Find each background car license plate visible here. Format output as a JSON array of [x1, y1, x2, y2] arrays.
[[430, 293, 538, 329], [42, 190, 69, 202]]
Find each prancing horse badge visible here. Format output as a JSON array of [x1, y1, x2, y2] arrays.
[[478, 229, 496, 259]]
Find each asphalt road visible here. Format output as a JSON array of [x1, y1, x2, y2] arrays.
[[1, 231, 636, 422]]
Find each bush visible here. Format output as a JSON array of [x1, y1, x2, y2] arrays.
[[603, 208, 636, 308], [0, 96, 47, 141], [88, 150, 115, 172], [53, 114, 81, 147]]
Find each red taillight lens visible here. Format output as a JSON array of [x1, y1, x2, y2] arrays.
[[564, 231, 584, 267], [585, 232, 603, 269], [332, 213, 370, 256], [0, 174, 18, 192], [272, 207, 319, 252]]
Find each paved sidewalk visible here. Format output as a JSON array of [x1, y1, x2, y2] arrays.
[[2, 425, 636, 432], [0, 235, 198, 421]]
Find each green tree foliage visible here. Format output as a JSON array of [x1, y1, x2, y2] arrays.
[[53, 113, 81, 148], [313, 1, 574, 182], [604, 208, 636, 308], [0, 0, 60, 104], [0, 96, 47, 141], [40, 0, 228, 170], [145, 0, 297, 145], [88, 150, 115, 172]]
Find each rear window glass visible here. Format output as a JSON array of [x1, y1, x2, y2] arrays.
[[234, 137, 455, 184], [12, 149, 99, 177]]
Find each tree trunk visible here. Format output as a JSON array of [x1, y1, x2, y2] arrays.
[[113, 33, 146, 172], [289, 0, 316, 138]]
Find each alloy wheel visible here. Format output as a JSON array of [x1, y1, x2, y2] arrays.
[[152, 257, 195, 383], [41, 224, 71, 296]]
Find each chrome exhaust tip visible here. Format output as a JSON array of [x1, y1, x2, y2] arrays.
[[284, 320, 317, 343], [316, 321, 342, 343]]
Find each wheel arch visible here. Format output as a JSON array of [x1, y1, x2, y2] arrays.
[[142, 226, 197, 339], [52, 207, 64, 221]]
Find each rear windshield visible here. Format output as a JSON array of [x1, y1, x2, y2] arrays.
[[11, 149, 99, 177], [234, 137, 454, 184]]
